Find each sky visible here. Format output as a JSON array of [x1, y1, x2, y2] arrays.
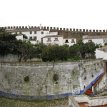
[[0, 0, 107, 30]]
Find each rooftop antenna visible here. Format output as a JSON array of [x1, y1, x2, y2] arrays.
[[40, 24, 42, 30], [28, 25, 30, 29]]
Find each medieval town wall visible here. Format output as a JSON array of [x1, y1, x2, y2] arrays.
[[1, 26, 107, 38]]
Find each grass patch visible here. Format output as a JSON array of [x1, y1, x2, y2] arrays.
[[0, 97, 68, 107]]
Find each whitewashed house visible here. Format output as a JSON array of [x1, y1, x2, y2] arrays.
[[10, 27, 76, 46], [95, 46, 107, 60], [83, 35, 107, 46], [63, 37, 76, 46], [8, 27, 59, 44], [42, 35, 64, 45], [16, 34, 24, 41], [42, 35, 76, 46]]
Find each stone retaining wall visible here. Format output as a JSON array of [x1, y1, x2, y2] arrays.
[[0, 60, 105, 100]]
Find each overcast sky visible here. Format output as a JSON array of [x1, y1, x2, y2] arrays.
[[0, 0, 107, 29]]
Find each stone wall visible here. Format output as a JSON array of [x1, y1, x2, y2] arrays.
[[0, 62, 80, 96], [73, 95, 107, 107], [0, 54, 19, 62], [0, 60, 105, 100]]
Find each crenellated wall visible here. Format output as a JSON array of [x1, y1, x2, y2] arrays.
[[1, 26, 107, 37]]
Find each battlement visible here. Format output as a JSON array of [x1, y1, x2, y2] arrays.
[[2, 26, 107, 35]]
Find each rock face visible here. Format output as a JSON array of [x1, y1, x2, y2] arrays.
[[0, 60, 105, 99]]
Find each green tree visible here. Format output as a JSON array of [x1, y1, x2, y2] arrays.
[[69, 44, 80, 60], [85, 42, 96, 58], [16, 41, 35, 62], [41, 45, 69, 62], [0, 28, 18, 56]]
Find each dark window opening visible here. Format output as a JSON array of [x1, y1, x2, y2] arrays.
[[29, 37, 32, 40], [65, 40, 69, 43], [30, 31, 32, 34], [54, 38, 58, 41], [88, 40, 92, 42], [47, 38, 51, 42], [34, 36, 37, 40], [23, 35, 28, 39], [34, 31, 37, 34], [71, 39, 75, 43], [41, 31, 44, 34]]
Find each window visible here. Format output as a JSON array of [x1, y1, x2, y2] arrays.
[[71, 39, 75, 43], [54, 38, 58, 41], [41, 31, 44, 34], [34, 36, 37, 40], [23, 35, 28, 39], [34, 31, 37, 34], [30, 31, 32, 34], [88, 40, 92, 42], [29, 37, 32, 40], [65, 40, 69, 43], [47, 38, 51, 42], [103, 39, 107, 43]]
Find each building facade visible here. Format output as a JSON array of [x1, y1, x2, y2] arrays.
[[83, 35, 107, 46], [5, 26, 107, 46], [95, 46, 107, 60]]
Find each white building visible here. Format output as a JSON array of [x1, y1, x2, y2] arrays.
[[20, 30, 58, 44], [7, 27, 76, 46], [95, 46, 107, 60], [16, 34, 24, 41], [42, 35, 64, 45], [83, 35, 107, 46], [42, 35, 76, 46], [8, 27, 59, 44], [63, 37, 76, 46]]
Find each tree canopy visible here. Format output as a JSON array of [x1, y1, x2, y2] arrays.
[[0, 28, 98, 62]]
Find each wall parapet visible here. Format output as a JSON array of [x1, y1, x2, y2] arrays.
[[3, 26, 107, 35]]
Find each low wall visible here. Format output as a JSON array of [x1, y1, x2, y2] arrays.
[[0, 54, 19, 62], [73, 95, 107, 106]]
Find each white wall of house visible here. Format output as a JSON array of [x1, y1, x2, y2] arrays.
[[42, 36, 63, 45], [83, 39, 105, 46], [14, 29, 77, 46], [17, 30, 58, 44], [95, 49, 107, 60], [16, 35, 24, 40], [42, 37, 77, 46], [63, 38, 76, 46], [83, 35, 107, 46]]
